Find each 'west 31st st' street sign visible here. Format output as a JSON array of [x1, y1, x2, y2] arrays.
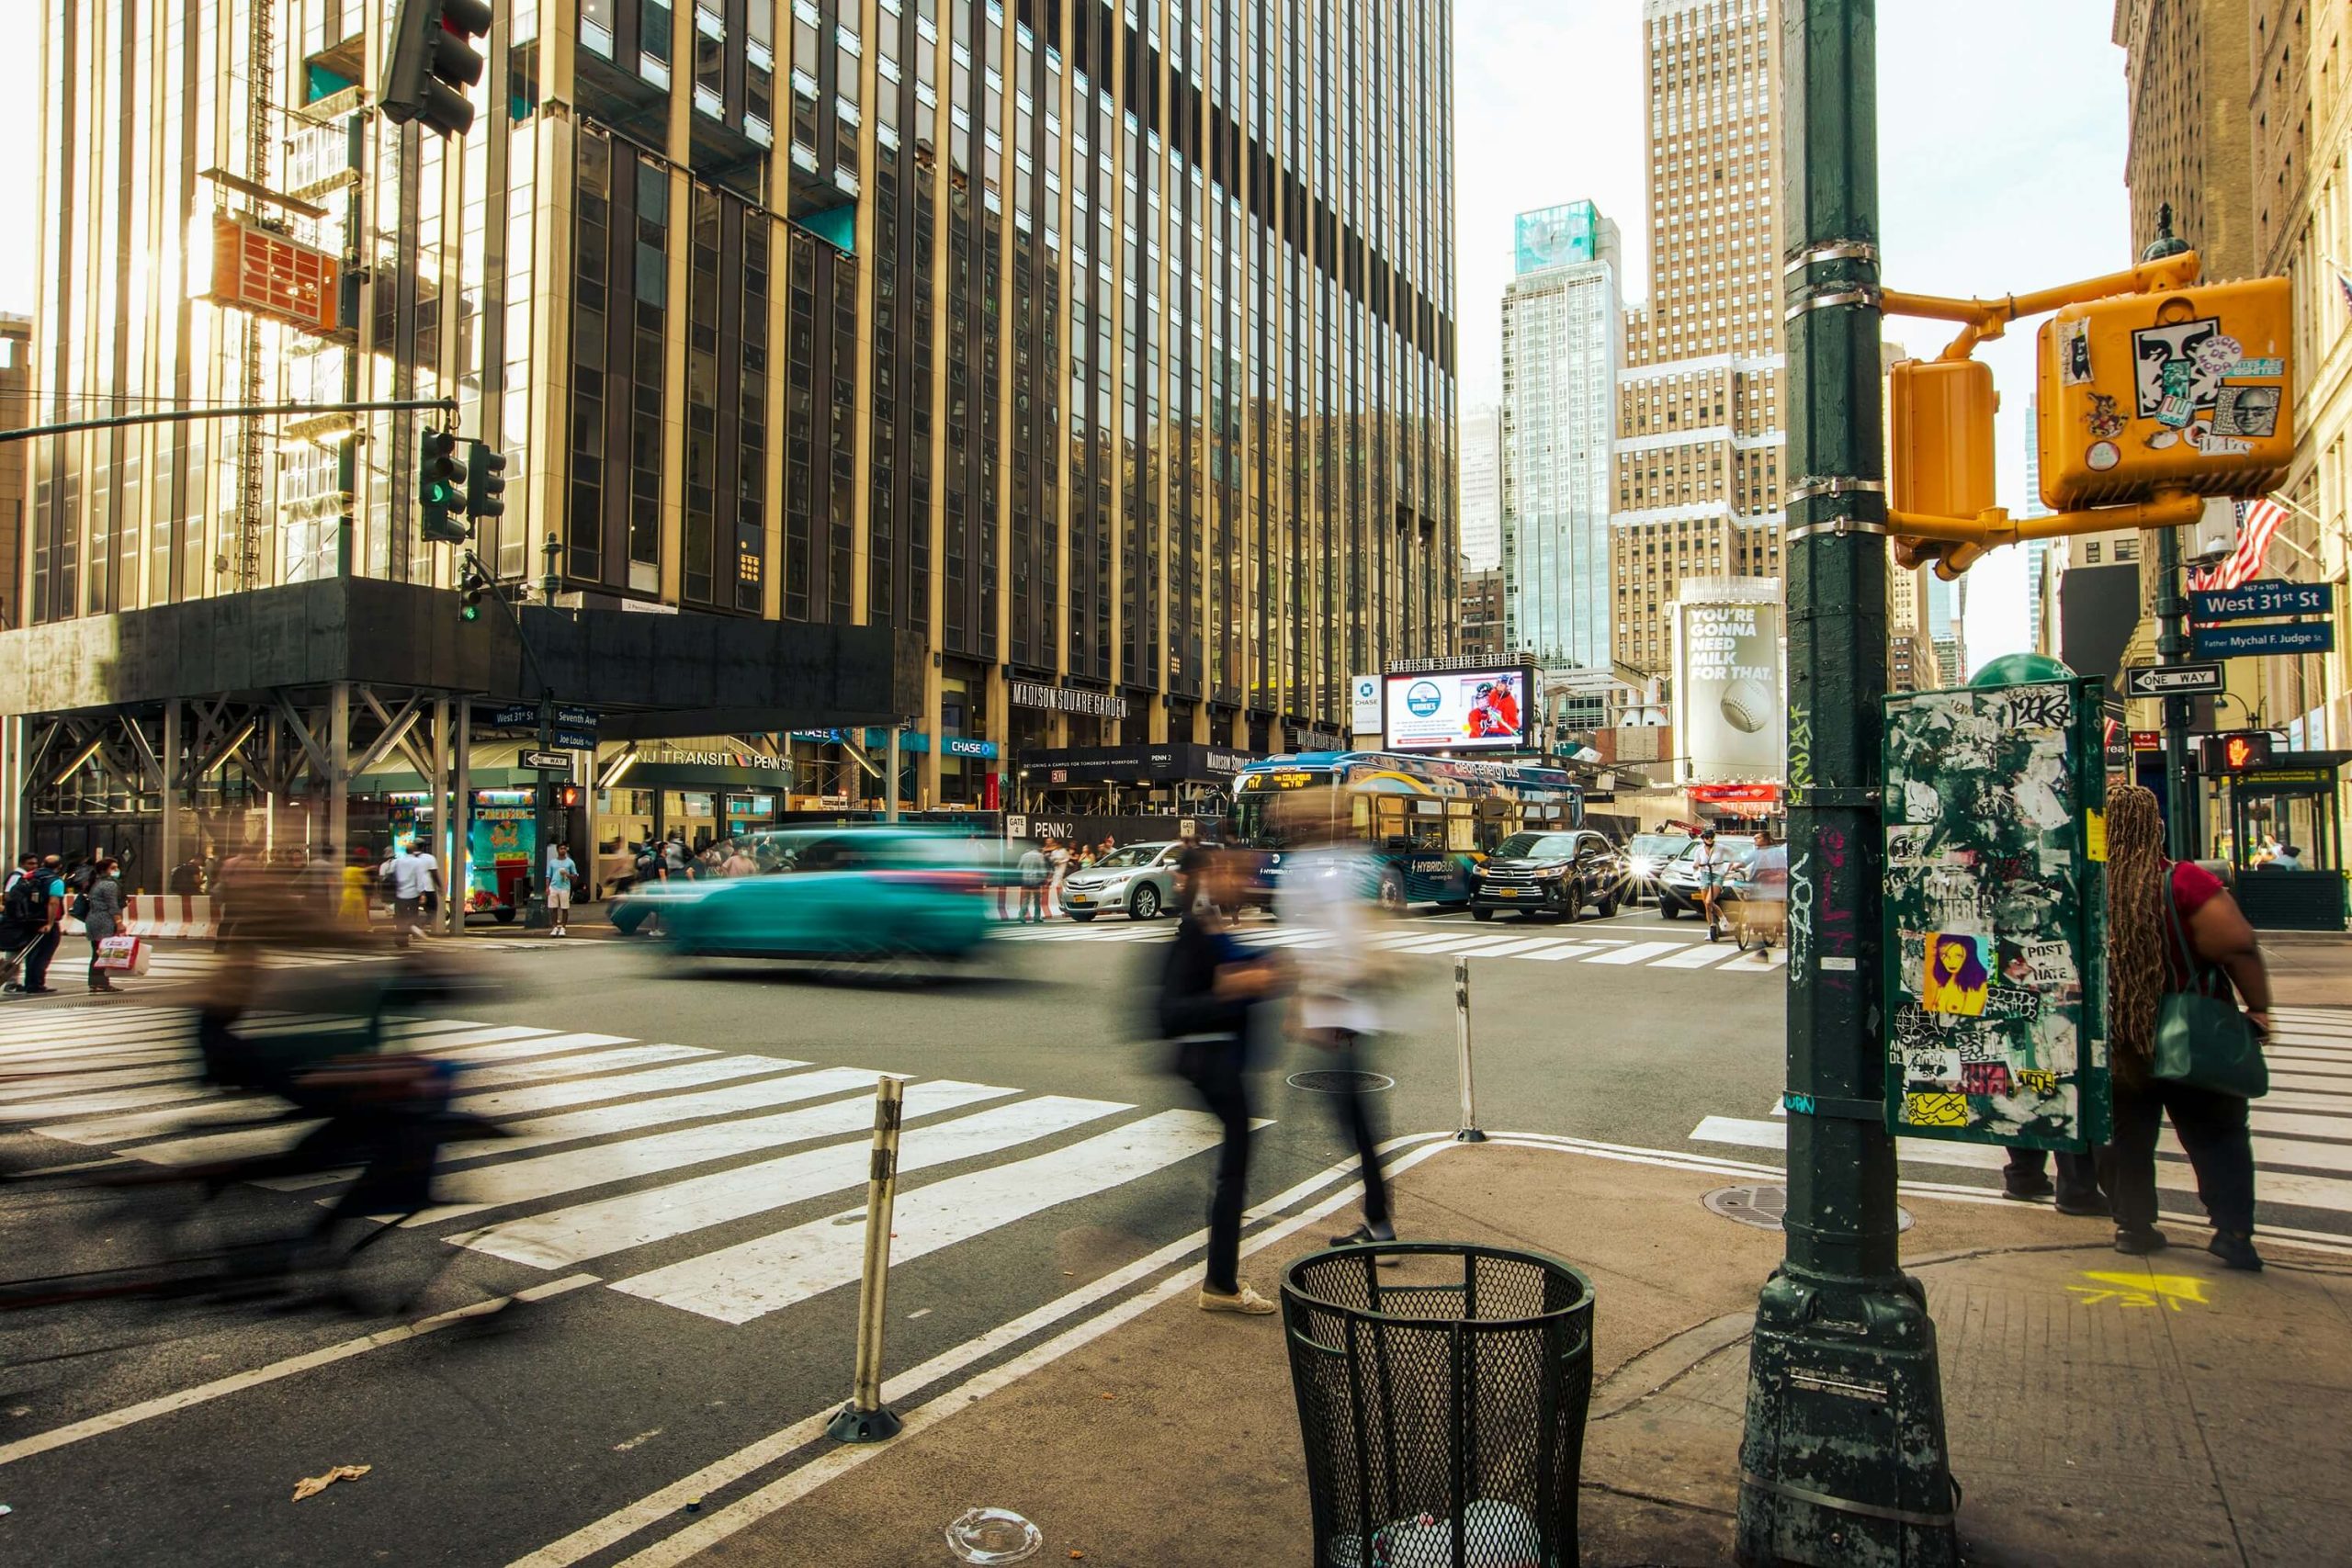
[[2189, 578, 2335, 622]]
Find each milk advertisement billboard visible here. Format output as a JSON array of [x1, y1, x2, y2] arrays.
[[1676, 597, 1784, 780], [1382, 667, 1535, 753]]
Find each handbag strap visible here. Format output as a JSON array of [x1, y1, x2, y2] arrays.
[[2158, 862, 2225, 999]]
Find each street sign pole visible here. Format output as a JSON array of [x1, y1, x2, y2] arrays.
[[526, 697, 556, 930], [2155, 523, 2201, 859], [1736, 4, 1957, 1563]]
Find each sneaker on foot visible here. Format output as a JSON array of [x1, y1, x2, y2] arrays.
[[2113, 1225, 2169, 1255], [1198, 1283, 1277, 1314], [2001, 1174, 2055, 1203], [2208, 1230, 2263, 1271]]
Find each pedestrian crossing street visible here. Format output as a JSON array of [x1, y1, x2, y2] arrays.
[[0, 1005, 1237, 1326], [42, 943, 409, 989], [996, 915, 1789, 974], [1688, 1005, 2352, 1224]]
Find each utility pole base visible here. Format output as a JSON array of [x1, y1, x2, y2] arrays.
[[827, 1403, 902, 1445], [1453, 1127, 1487, 1144], [1735, 1269, 1958, 1567]]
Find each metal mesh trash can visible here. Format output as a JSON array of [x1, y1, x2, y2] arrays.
[[1281, 1243, 1595, 1568]]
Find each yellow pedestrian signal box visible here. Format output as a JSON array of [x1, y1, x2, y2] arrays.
[[1890, 358, 1996, 522], [2035, 276, 2292, 510]]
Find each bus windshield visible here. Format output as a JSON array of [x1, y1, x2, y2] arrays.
[[1231, 769, 1336, 847]]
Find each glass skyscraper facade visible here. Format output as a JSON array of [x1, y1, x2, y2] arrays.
[[1499, 201, 1620, 670], [25, 0, 1458, 803]]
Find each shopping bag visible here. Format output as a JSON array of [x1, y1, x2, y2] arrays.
[[94, 934, 151, 976]]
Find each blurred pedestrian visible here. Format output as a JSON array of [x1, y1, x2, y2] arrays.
[[1017, 840, 1048, 923], [546, 840, 581, 935], [1692, 829, 1725, 940], [167, 853, 206, 897], [1159, 845, 1283, 1314], [3, 852, 51, 994], [720, 840, 756, 879], [84, 855, 126, 994], [12, 856, 66, 995], [1274, 790, 1401, 1250], [1099, 834, 1118, 865], [1046, 837, 1071, 916], [339, 846, 374, 931], [388, 839, 441, 949], [2271, 843, 2306, 871], [2105, 782, 2268, 1270]]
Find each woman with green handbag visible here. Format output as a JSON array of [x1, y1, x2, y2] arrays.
[[2105, 784, 2269, 1271]]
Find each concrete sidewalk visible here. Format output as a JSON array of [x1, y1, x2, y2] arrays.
[[678, 1138, 2352, 1568]]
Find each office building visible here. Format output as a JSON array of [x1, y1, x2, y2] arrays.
[[1499, 200, 1622, 671], [8, 1, 1460, 873], [1611, 0, 1785, 679], [2112, 0, 2256, 277], [0, 317, 27, 632], [1928, 575, 1964, 686], [1459, 402, 1501, 572], [1459, 565, 1507, 667]]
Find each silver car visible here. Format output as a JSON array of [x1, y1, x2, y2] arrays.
[[1060, 841, 1182, 921]]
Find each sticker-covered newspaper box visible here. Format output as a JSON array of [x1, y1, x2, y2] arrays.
[[1881, 677, 2110, 1152]]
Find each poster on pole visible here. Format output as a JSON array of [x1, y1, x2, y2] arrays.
[[1879, 677, 2110, 1152]]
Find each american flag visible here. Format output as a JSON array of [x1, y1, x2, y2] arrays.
[[2189, 497, 2290, 592]]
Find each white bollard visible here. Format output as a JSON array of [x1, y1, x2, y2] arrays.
[[830, 1075, 909, 1443], [1454, 956, 1487, 1144]]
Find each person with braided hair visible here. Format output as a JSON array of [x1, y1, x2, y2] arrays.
[[2104, 782, 2269, 1270]]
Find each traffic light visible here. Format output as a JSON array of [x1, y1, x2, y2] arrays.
[[2198, 731, 2277, 773], [419, 429, 468, 542], [2035, 276, 2292, 511], [466, 439, 507, 522], [380, 0, 495, 139], [1888, 357, 1996, 578], [556, 784, 582, 810], [458, 560, 492, 622]]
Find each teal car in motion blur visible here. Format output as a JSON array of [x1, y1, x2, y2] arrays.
[[646, 826, 998, 967]]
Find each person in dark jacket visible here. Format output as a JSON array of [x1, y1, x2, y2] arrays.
[[84, 857, 127, 994], [1159, 845, 1283, 1314]]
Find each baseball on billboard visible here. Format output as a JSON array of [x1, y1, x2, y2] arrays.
[[1382, 667, 1533, 752]]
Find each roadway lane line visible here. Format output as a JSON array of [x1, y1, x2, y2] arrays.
[[400, 1075, 966, 1224], [0, 1273, 600, 1470], [1649, 942, 1743, 969], [449, 1092, 1123, 1270], [1690, 1113, 2352, 1212], [1583, 940, 1686, 965], [515, 1136, 1461, 1568], [611, 1109, 1227, 1324]]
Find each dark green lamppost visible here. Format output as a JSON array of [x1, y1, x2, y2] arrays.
[[1734, 4, 1958, 1562]]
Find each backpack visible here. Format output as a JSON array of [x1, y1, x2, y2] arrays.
[[3, 873, 44, 929]]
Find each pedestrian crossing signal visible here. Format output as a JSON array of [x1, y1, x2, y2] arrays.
[[2198, 731, 2275, 773]]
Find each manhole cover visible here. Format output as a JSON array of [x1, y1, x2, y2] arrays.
[[1702, 1183, 1911, 1233], [1285, 1070, 1396, 1094]]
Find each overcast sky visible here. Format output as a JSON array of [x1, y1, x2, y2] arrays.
[[1459, 0, 2134, 669], [0, 3, 2131, 664]]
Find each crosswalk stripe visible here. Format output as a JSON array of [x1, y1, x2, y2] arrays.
[[40, 1050, 772, 1147], [1650, 942, 1745, 969], [0, 1061, 200, 1103], [0, 1045, 194, 1080], [407, 1030, 634, 1064], [458, 1043, 715, 1087], [1585, 941, 1688, 965], [0, 1024, 200, 1060], [449, 1092, 1128, 1271], [487, 1066, 891, 1156], [0, 1083, 217, 1122], [2271, 1071, 2352, 1095], [1380, 932, 1494, 953], [1459, 936, 1576, 958], [612, 1107, 1227, 1324], [402, 1078, 1011, 1225], [2267, 1052, 2352, 1075], [1520, 942, 1603, 961], [1690, 1114, 2352, 1213]]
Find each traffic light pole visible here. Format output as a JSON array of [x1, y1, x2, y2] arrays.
[[1736, 5, 1957, 1564], [2154, 487, 2203, 859]]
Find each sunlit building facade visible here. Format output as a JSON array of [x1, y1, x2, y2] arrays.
[[22, 0, 1459, 820]]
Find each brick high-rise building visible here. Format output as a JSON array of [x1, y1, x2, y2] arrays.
[[0, 316, 28, 633], [1611, 0, 1785, 681], [2112, 0, 2256, 277]]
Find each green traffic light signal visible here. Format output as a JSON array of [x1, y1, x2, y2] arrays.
[[420, 429, 469, 543]]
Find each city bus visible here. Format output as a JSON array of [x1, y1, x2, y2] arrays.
[[1228, 750, 1585, 909]]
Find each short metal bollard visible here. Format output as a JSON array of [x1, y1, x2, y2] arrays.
[[1454, 956, 1487, 1143], [828, 1075, 909, 1443]]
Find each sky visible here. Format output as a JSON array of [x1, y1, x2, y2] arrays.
[[0, 4, 2132, 666], [1457, 0, 2134, 671]]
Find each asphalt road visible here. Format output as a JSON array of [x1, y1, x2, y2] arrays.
[[2, 901, 2343, 1564]]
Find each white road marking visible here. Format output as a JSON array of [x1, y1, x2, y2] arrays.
[[402, 1078, 998, 1224], [612, 1109, 1227, 1324], [1584, 941, 1688, 965], [1650, 942, 1746, 969], [447, 1091, 1118, 1270], [0, 1274, 600, 1470], [1519, 942, 1603, 961], [482, 1066, 900, 1156]]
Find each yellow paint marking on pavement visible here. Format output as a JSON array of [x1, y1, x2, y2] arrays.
[[2067, 1270, 2211, 1312]]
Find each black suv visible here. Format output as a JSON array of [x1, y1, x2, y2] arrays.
[[1467, 829, 1627, 922]]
